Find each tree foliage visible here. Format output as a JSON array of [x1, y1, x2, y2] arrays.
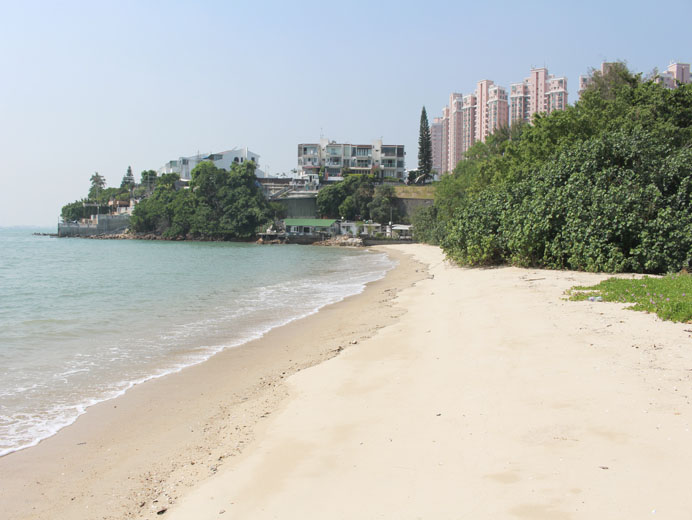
[[418, 106, 432, 179], [130, 161, 273, 239], [60, 199, 90, 221], [368, 184, 399, 224], [89, 172, 106, 200], [121, 166, 135, 189], [140, 170, 157, 193], [424, 62, 692, 273], [316, 175, 375, 219], [64, 171, 134, 221]]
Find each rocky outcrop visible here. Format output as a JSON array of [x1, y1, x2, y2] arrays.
[[313, 236, 364, 247]]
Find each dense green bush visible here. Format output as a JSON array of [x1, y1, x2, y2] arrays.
[[60, 199, 91, 221], [410, 205, 444, 245], [428, 64, 692, 273]]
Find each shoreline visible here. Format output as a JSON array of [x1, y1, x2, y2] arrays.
[[0, 246, 392, 459], [168, 244, 692, 519], [6, 243, 692, 518], [0, 247, 428, 520]]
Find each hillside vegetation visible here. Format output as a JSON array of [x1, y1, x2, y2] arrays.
[[130, 161, 274, 239], [414, 63, 692, 273]]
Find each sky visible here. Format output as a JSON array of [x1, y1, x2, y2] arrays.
[[1, 0, 691, 227]]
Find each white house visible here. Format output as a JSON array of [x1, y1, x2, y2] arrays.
[[297, 138, 406, 182], [338, 220, 382, 236], [158, 147, 265, 180]]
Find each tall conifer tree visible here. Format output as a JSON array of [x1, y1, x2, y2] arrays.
[[418, 106, 432, 180]]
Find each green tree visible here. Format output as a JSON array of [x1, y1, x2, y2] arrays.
[[121, 166, 135, 189], [411, 205, 444, 244], [370, 166, 382, 182], [89, 172, 106, 200], [61, 200, 89, 222], [132, 161, 273, 239], [580, 61, 639, 101], [129, 178, 179, 233], [352, 176, 374, 218], [158, 173, 180, 190], [368, 184, 399, 224], [316, 174, 375, 219], [418, 106, 432, 179], [316, 182, 346, 218], [338, 195, 357, 220], [140, 170, 157, 193]]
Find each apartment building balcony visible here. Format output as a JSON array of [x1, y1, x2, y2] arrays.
[[299, 145, 320, 157], [352, 147, 372, 158]]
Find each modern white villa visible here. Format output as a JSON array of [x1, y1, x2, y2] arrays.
[[158, 147, 265, 180]]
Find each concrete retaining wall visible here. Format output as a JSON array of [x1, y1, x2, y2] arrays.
[[394, 197, 434, 218], [58, 214, 131, 237], [277, 196, 318, 218]]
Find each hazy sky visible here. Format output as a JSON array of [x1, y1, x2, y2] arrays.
[[2, 0, 691, 226]]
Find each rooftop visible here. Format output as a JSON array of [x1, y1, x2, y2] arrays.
[[284, 219, 337, 228]]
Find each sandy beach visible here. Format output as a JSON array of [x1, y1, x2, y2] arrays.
[[168, 244, 692, 519], [3, 244, 692, 519]]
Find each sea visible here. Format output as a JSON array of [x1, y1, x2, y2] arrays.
[[0, 227, 394, 457]]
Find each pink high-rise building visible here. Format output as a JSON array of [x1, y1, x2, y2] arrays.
[[510, 82, 530, 124], [474, 80, 492, 142], [510, 67, 568, 125], [475, 80, 508, 142], [440, 107, 450, 174], [447, 93, 465, 171], [431, 109, 450, 176], [546, 75, 568, 113], [435, 79, 508, 174], [460, 94, 476, 156], [431, 117, 443, 175], [658, 62, 691, 89], [487, 84, 509, 134]]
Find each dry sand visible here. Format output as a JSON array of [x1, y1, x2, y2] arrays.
[[168, 244, 692, 519], [3, 244, 692, 519]]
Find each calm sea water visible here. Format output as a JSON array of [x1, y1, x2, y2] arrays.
[[0, 228, 393, 456]]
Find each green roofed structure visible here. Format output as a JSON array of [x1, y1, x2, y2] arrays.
[[283, 219, 339, 237]]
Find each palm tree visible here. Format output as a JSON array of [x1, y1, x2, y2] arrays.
[[89, 172, 106, 200]]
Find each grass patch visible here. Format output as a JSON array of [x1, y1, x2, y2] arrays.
[[566, 273, 692, 323]]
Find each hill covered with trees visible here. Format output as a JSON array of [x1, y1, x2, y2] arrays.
[[61, 168, 157, 222], [413, 64, 692, 273], [130, 161, 276, 240]]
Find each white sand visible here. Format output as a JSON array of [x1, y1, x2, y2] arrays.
[[169, 244, 692, 519]]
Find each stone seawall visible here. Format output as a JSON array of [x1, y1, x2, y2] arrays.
[[58, 214, 131, 237]]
